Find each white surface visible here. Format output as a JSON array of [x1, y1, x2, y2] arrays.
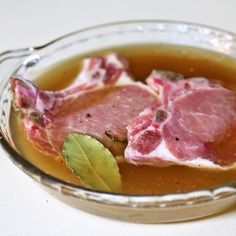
[[1, 0, 236, 235]]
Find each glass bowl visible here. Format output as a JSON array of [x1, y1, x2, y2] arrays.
[[1, 20, 236, 223]]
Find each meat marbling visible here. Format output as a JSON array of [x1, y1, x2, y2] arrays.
[[12, 54, 158, 156], [125, 71, 236, 168]]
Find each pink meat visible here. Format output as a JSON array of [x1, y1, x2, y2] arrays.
[[12, 54, 158, 156], [125, 71, 236, 168]]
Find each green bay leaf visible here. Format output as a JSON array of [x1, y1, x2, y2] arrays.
[[62, 133, 122, 193]]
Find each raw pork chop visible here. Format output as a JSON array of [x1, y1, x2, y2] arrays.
[[12, 54, 157, 156], [125, 71, 236, 168]]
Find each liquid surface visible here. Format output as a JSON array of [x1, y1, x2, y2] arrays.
[[10, 44, 236, 195]]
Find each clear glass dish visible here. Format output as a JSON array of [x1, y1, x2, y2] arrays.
[[1, 20, 236, 223]]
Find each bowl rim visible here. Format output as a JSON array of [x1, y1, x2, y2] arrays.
[[1, 19, 236, 208], [1, 19, 236, 57]]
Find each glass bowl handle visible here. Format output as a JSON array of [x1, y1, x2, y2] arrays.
[[0, 48, 33, 81]]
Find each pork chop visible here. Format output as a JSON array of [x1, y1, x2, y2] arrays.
[[12, 54, 158, 156], [125, 71, 236, 168]]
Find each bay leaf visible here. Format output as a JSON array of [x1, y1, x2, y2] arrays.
[[62, 133, 122, 193]]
